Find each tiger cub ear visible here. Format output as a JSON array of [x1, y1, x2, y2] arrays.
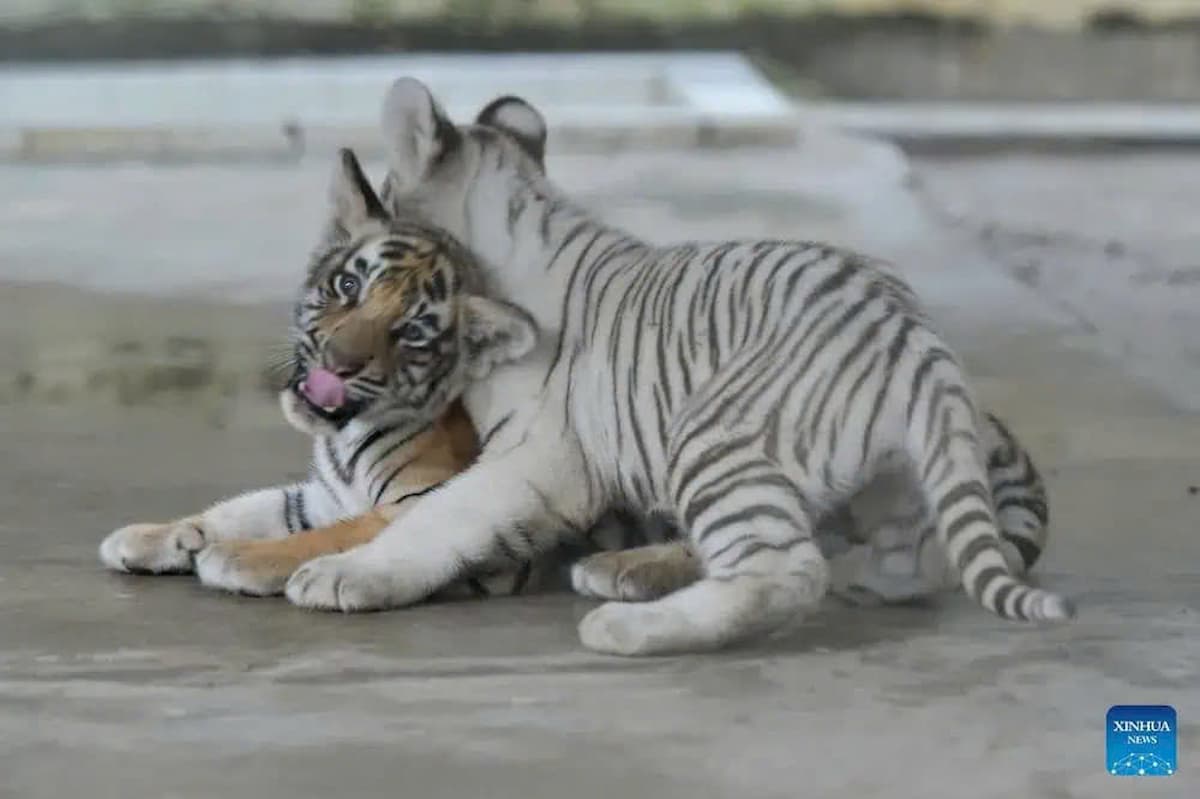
[[329, 148, 388, 230], [380, 77, 461, 189], [460, 296, 538, 380], [475, 95, 547, 166]]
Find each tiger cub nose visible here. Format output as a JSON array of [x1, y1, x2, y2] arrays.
[[323, 344, 372, 377]]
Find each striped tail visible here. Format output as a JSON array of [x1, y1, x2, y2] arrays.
[[981, 412, 1050, 575], [910, 379, 1074, 623]]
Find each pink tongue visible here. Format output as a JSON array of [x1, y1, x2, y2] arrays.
[[302, 368, 346, 408]]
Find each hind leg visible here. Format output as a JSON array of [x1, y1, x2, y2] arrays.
[[834, 519, 949, 607], [831, 433, 1049, 607], [830, 467, 955, 606], [579, 444, 827, 655]]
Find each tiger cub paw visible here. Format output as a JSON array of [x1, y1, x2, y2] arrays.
[[571, 544, 700, 602], [195, 540, 301, 596], [99, 520, 205, 574]]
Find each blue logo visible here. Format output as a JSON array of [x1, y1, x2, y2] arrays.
[[1107, 705, 1176, 777]]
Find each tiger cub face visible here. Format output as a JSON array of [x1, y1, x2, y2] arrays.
[[282, 149, 537, 436]]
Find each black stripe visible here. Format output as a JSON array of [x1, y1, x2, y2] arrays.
[[294, 488, 312, 531], [809, 308, 889, 434], [695, 504, 796, 545], [921, 384, 971, 459], [538, 199, 558, 243], [545, 220, 591, 272], [708, 535, 803, 569], [324, 437, 353, 484], [955, 531, 1001, 574], [716, 281, 871, 435], [860, 316, 917, 466], [388, 482, 444, 508], [675, 335, 693, 396], [312, 468, 341, 508], [705, 272, 722, 372], [283, 489, 297, 534], [1015, 590, 1038, 622], [684, 473, 801, 534], [650, 250, 693, 410], [510, 561, 534, 594], [991, 580, 1018, 617], [681, 455, 765, 505], [478, 413, 513, 450], [793, 370, 834, 453], [921, 405, 954, 482], [560, 343, 581, 434], [936, 480, 990, 516], [686, 242, 738, 356], [587, 241, 649, 348], [670, 431, 760, 502], [617, 268, 666, 482], [736, 242, 780, 308], [371, 455, 420, 504], [837, 351, 882, 430], [578, 237, 634, 342], [967, 565, 1007, 603], [512, 523, 537, 554], [1001, 534, 1043, 569], [365, 429, 424, 481], [990, 475, 1036, 497], [495, 534, 521, 564], [751, 248, 809, 346], [624, 395, 656, 500], [988, 444, 1020, 471], [651, 387, 670, 454], [905, 347, 955, 426], [541, 230, 605, 388], [944, 508, 993, 551], [795, 256, 860, 307], [996, 495, 1048, 522]]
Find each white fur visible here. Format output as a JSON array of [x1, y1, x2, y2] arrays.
[[285, 417, 589, 609], [284, 80, 1067, 650]]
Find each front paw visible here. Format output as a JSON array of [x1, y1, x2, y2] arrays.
[[99, 520, 205, 574], [195, 541, 297, 596], [571, 545, 699, 602], [284, 551, 414, 612]]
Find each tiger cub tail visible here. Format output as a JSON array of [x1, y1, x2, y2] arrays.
[[908, 362, 1073, 623], [981, 412, 1050, 575]]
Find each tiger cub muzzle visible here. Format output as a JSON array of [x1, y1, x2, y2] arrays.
[[288, 300, 406, 428], [289, 367, 370, 426]]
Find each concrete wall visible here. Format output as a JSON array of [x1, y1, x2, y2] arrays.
[[4, 1, 1200, 29], [6, 2, 1200, 100]]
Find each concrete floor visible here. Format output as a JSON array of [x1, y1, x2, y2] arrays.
[[0, 142, 1197, 798]]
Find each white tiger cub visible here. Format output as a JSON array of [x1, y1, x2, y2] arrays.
[[279, 78, 1073, 655]]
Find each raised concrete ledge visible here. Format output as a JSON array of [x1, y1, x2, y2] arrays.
[[809, 101, 1200, 146], [0, 52, 801, 161]]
